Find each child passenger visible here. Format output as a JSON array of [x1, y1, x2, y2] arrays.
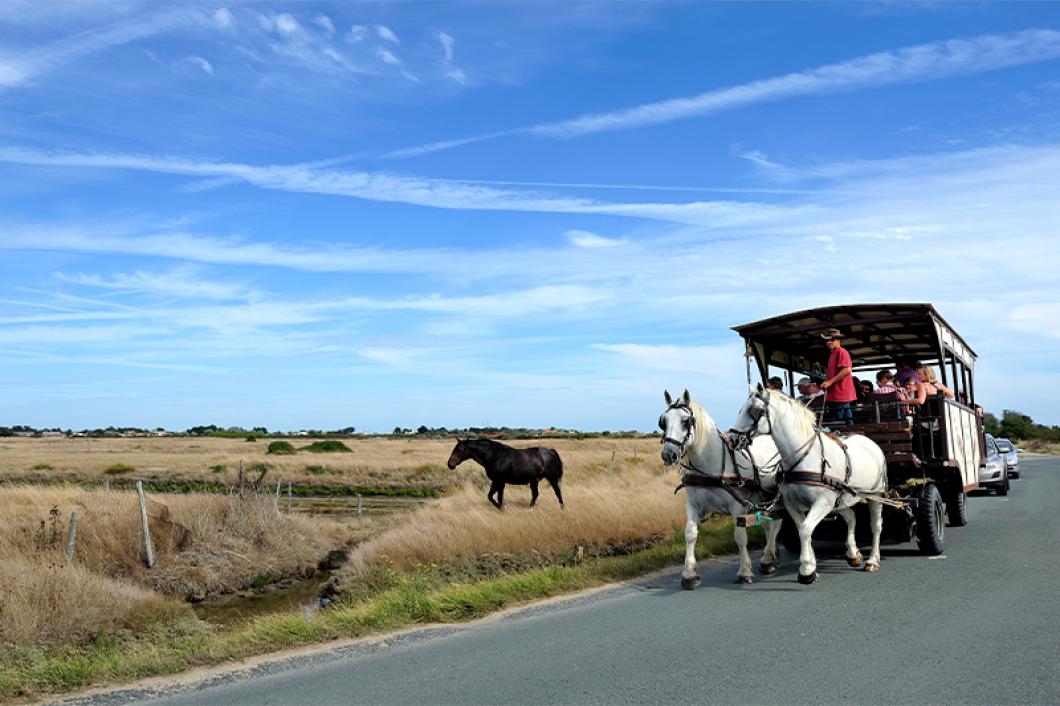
[[876, 370, 897, 394]]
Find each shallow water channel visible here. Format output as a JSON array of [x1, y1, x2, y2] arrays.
[[191, 493, 432, 627]]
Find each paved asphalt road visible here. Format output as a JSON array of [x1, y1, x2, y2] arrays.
[[71, 457, 1059, 706]]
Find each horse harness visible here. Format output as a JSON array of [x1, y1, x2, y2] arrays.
[[664, 402, 780, 512], [730, 388, 858, 497]]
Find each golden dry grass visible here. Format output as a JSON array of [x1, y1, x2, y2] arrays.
[[0, 436, 659, 489], [340, 465, 685, 583], [0, 486, 358, 646], [0, 559, 173, 645]]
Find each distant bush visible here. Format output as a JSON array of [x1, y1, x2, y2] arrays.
[[266, 441, 296, 455], [103, 463, 135, 475], [245, 435, 257, 442], [31, 463, 53, 470], [302, 440, 352, 453], [209, 464, 226, 474]]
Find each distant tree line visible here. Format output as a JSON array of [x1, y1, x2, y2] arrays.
[[982, 410, 1060, 442]]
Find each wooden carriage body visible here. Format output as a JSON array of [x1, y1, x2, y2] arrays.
[[732, 304, 984, 547]]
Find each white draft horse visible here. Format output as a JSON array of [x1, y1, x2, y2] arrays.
[[728, 386, 887, 584], [659, 389, 784, 587]]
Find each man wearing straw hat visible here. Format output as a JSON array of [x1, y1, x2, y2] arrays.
[[819, 328, 856, 428]]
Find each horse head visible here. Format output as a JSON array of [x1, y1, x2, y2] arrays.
[[728, 384, 772, 450], [659, 389, 698, 466], [447, 439, 471, 469]]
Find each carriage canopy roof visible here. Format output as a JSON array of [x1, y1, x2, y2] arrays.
[[732, 303, 976, 375]]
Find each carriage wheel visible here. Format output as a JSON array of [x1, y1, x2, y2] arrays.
[[916, 483, 945, 555], [945, 488, 968, 527]]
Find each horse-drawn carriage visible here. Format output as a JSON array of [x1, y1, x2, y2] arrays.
[[731, 303, 984, 558]]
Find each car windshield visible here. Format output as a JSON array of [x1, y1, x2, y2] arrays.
[[995, 440, 1013, 452]]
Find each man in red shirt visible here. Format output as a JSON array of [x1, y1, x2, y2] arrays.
[[819, 328, 856, 428]]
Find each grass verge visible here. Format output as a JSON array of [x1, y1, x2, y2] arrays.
[[0, 520, 758, 702]]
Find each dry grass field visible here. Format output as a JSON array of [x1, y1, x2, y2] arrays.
[[0, 435, 661, 490], [339, 466, 684, 587], [0, 486, 360, 645]]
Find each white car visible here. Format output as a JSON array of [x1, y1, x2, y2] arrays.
[[979, 434, 1009, 495], [994, 437, 1020, 478]]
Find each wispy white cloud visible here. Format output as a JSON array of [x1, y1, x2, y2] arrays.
[[184, 54, 213, 75], [56, 267, 255, 301], [0, 147, 799, 227], [313, 14, 335, 35], [376, 25, 399, 44], [0, 7, 218, 88], [383, 29, 1060, 156], [565, 230, 627, 248]]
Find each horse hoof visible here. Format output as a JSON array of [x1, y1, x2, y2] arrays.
[[847, 555, 863, 568], [735, 575, 754, 584], [680, 575, 701, 590], [759, 563, 777, 575], [864, 563, 879, 573], [797, 571, 819, 585]]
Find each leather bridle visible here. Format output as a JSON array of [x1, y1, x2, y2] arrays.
[[728, 388, 773, 449], [659, 402, 696, 453]]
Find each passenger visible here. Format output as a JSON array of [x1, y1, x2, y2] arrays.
[[875, 370, 898, 394], [796, 376, 824, 407], [860, 379, 874, 399], [916, 365, 955, 399], [819, 328, 856, 428], [894, 359, 920, 387], [767, 376, 784, 392], [901, 376, 927, 412]]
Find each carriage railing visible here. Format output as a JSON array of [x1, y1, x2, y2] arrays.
[[848, 392, 948, 462]]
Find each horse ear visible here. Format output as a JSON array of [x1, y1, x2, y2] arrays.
[[681, 389, 691, 405], [756, 382, 764, 393], [664, 389, 673, 405]]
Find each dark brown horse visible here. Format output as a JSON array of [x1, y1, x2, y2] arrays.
[[447, 439, 564, 510]]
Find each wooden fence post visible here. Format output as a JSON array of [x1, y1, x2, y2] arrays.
[[64, 510, 79, 567], [274, 478, 282, 513], [286, 481, 292, 513], [238, 459, 245, 494], [136, 481, 155, 568], [357, 493, 363, 520]]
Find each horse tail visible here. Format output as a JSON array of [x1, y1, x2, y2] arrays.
[[549, 449, 563, 481]]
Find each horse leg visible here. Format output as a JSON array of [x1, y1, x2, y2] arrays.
[[681, 496, 700, 589], [487, 481, 503, 510], [548, 477, 564, 508], [795, 494, 835, 584], [835, 506, 863, 568], [529, 480, 540, 508], [495, 483, 505, 509], [733, 522, 755, 584], [759, 518, 781, 574], [865, 500, 883, 573]]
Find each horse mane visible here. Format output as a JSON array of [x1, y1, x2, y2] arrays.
[[687, 400, 716, 441], [767, 390, 819, 439]]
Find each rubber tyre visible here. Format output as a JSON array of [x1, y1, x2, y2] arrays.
[[997, 471, 1009, 496], [916, 483, 945, 555], [780, 516, 802, 555], [946, 489, 968, 527]]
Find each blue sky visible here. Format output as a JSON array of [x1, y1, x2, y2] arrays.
[[2, 1, 1059, 432]]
